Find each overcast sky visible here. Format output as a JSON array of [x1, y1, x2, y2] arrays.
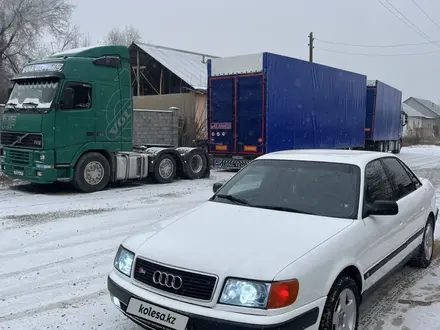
[[71, 0, 440, 101]]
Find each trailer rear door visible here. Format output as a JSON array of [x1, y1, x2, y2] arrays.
[[209, 74, 265, 155], [236, 74, 265, 154], [365, 87, 376, 140], [209, 78, 234, 153]]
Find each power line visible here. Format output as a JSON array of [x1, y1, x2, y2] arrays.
[[317, 47, 440, 57], [315, 2, 440, 49], [376, 0, 440, 48], [314, 38, 436, 48], [410, 0, 440, 31]]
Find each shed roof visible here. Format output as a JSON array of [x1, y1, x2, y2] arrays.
[[133, 42, 218, 91]]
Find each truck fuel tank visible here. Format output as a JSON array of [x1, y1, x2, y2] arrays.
[[115, 152, 149, 181]]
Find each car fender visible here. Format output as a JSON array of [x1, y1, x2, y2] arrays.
[[273, 229, 364, 309], [420, 178, 437, 222]]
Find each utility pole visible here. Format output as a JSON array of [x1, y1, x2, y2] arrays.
[[308, 32, 314, 62]]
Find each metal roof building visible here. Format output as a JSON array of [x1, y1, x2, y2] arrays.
[[129, 42, 218, 96], [404, 97, 440, 118], [402, 103, 434, 119]]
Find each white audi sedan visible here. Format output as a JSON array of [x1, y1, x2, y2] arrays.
[[108, 150, 438, 330]]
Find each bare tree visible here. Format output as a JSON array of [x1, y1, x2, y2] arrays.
[[0, 0, 74, 73], [42, 24, 91, 56], [104, 25, 141, 46]]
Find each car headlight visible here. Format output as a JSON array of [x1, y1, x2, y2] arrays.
[[39, 154, 45, 161], [114, 245, 134, 277], [219, 278, 299, 309]]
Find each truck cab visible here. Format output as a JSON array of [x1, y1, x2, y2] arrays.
[[0, 45, 209, 192]]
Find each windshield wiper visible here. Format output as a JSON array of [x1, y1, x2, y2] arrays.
[[215, 194, 250, 205], [252, 205, 315, 215], [5, 102, 17, 112], [22, 102, 42, 113], [23, 102, 39, 108], [23, 102, 38, 106]]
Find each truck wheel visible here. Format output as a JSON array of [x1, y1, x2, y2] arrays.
[[392, 140, 401, 154], [153, 154, 176, 184], [73, 152, 110, 193], [185, 150, 208, 179]]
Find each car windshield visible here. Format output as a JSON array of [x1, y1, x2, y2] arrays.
[[6, 79, 59, 111], [213, 159, 361, 219]]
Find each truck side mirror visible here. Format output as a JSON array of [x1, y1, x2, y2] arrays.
[[61, 87, 75, 109]]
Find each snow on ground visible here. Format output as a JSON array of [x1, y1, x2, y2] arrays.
[[0, 147, 440, 330]]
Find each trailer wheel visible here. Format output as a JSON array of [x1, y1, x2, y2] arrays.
[[392, 140, 401, 154], [153, 153, 176, 184], [185, 150, 208, 179], [378, 142, 384, 152], [73, 152, 110, 193]]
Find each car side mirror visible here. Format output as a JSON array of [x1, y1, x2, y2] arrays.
[[366, 200, 398, 216], [213, 182, 223, 193], [61, 87, 75, 109]]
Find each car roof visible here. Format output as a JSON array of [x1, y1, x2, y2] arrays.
[[257, 149, 397, 167]]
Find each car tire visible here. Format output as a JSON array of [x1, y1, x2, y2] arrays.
[[409, 217, 435, 268], [73, 152, 110, 193], [319, 276, 360, 330]]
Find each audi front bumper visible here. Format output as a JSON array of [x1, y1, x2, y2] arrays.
[[107, 270, 324, 330]]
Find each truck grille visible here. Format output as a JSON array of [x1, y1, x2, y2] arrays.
[[0, 132, 43, 150], [6, 149, 31, 165], [133, 258, 217, 301]]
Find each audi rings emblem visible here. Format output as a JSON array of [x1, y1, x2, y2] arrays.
[[152, 271, 183, 290]]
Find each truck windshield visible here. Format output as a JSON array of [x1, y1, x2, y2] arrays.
[[6, 79, 59, 112], [212, 159, 361, 219]]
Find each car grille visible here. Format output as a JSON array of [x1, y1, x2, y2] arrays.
[[0, 131, 43, 150], [133, 258, 217, 301], [5, 149, 31, 165]]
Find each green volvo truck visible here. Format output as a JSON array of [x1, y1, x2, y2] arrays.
[[0, 45, 210, 193]]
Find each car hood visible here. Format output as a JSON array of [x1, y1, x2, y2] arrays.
[[135, 201, 353, 280]]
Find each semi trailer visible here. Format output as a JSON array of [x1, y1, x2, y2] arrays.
[[0, 45, 210, 193], [207, 52, 406, 169]]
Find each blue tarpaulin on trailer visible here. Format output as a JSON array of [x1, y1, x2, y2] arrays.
[[366, 80, 402, 142], [264, 53, 366, 153], [207, 52, 367, 155]]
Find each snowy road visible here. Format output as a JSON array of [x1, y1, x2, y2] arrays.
[[0, 147, 440, 330]]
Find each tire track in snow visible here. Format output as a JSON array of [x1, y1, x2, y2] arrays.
[[0, 173, 235, 329], [0, 248, 115, 280], [0, 199, 203, 256], [359, 243, 440, 329], [0, 289, 108, 323]]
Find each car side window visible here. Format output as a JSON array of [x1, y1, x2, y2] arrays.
[[397, 159, 422, 189], [364, 160, 394, 204], [61, 83, 92, 110], [381, 157, 416, 200]]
